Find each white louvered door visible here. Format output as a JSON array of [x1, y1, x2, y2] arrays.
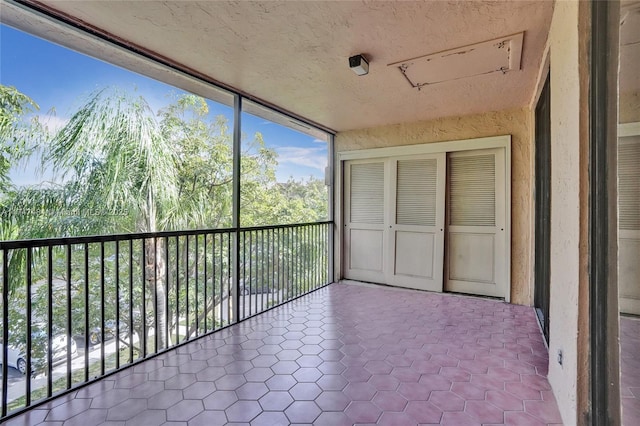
[[445, 148, 507, 298], [344, 160, 387, 283], [344, 146, 508, 299], [387, 154, 446, 291], [619, 135, 640, 315]]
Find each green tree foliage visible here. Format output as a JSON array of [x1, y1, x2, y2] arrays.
[[0, 85, 42, 195], [48, 88, 179, 234], [160, 94, 235, 229], [1, 86, 328, 372]]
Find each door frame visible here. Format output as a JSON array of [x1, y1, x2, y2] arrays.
[[534, 72, 552, 343], [589, 0, 620, 423], [335, 135, 512, 302]]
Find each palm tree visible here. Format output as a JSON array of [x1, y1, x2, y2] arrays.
[[0, 84, 41, 195], [46, 88, 179, 350], [4, 86, 321, 357]]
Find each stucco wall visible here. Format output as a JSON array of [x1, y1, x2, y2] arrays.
[[335, 107, 533, 306], [620, 91, 640, 124], [545, 1, 588, 424]]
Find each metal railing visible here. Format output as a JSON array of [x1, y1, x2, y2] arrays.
[[0, 221, 332, 418]]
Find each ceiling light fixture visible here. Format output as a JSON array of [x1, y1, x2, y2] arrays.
[[349, 54, 369, 76]]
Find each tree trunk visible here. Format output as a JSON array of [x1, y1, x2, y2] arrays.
[[185, 292, 228, 338], [145, 237, 170, 350], [141, 185, 171, 351]]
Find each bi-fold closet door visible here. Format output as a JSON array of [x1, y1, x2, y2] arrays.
[[445, 149, 506, 298], [344, 154, 445, 292], [344, 148, 507, 299]]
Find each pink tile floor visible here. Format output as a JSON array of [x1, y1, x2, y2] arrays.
[[621, 315, 640, 426], [5, 282, 563, 425]]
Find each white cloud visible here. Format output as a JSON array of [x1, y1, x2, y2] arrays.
[[276, 146, 327, 171], [37, 114, 69, 133]]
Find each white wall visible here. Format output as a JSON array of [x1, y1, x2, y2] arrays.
[[546, 1, 586, 424]]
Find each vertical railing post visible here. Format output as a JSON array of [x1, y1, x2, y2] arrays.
[[260, 229, 265, 312], [185, 236, 189, 342], [241, 231, 246, 320], [141, 239, 147, 355], [328, 134, 335, 284], [270, 229, 275, 302], [115, 241, 120, 370], [66, 244, 72, 387], [128, 240, 134, 363], [153, 237, 158, 350], [203, 235, 208, 332], [164, 236, 169, 345], [175, 237, 180, 343], [227, 234, 231, 325], [248, 231, 253, 316], [99, 242, 105, 375], [2, 249, 9, 417], [194, 236, 199, 336], [232, 95, 242, 324], [304, 226, 308, 294], [26, 247, 32, 403], [313, 225, 317, 288], [211, 234, 222, 329], [46, 246, 53, 397], [84, 243, 89, 382]]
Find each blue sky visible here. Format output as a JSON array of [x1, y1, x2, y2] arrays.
[[1, 24, 328, 186]]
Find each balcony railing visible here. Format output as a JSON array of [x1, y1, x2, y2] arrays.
[[0, 221, 332, 419]]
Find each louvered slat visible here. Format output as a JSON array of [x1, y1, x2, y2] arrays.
[[350, 162, 384, 224], [619, 138, 640, 231], [449, 154, 495, 226], [396, 159, 437, 226]]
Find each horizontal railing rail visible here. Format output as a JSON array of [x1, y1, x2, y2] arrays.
[[0, 221, 330, 250], [0, 221, 332, 419]]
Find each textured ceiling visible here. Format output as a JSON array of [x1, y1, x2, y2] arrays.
[[20, 1, 554, 132]]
